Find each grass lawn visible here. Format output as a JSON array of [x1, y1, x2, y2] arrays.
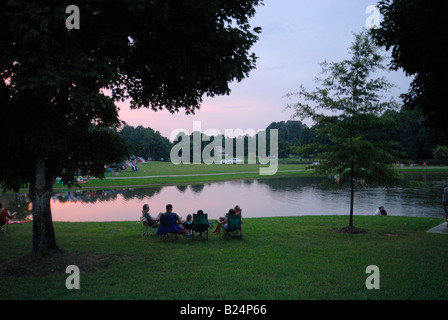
[[53, 161, 310, 190], [52, 161, 448, 191], [1, 215, 447, 300]]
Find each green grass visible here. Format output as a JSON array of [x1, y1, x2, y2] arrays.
[[53, 162, 310, 190], [2, 216, 447, 300], [396, 166, 448, 172], [7, 160, 446, 193]]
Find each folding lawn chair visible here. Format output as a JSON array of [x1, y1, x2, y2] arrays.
[[140, 216, 158, 238], [224, 213, 243, 240], [191, 213, 210, 240], [156, 213, 183, 241]]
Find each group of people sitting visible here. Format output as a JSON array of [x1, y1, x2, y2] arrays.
[[141, 203, 242, 236]]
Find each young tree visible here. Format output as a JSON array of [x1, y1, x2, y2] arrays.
[[0, 0, 262, 253], [286, 31, 401, 230]]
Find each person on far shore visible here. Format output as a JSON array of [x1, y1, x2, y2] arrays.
[[375, 206, 387, 216]]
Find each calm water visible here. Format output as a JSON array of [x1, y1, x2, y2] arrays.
[[1, 172, 447, 222]]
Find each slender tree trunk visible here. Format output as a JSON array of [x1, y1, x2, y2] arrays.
[[349, 159, 355, 227], [29, 155, 58, 253]]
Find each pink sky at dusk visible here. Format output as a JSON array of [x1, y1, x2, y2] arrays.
[[117, 0, 412, 140]]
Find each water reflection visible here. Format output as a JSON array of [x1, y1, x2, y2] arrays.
[[0, 172, 447, 222]]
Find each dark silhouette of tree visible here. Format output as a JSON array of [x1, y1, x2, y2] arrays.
[[371, 0, 448, 134], [0, 0, 262, 253]]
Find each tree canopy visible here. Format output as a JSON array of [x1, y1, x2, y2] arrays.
[[287, 31, 401, 229], [121, 125, 171, 161], [0, 0, 263, 253], [370, 0, 448, 134]]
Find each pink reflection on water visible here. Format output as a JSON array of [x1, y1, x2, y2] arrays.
[[50, 183, 256, 222]]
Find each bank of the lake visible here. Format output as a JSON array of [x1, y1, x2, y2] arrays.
[[50, 162, 448, 191], [53, 162, 311, 190], [1, 215, 447, 300]]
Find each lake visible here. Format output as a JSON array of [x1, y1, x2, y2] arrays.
[[2, 172, 447, 222]]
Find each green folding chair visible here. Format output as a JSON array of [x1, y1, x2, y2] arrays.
[[224, 213, 242, 240], [192, 213, 210, 240]]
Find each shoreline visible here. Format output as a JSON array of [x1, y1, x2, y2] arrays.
[[4, 164, 448, 194]]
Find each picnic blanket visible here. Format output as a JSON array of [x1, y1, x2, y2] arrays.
[[7, 220, 31, 224]]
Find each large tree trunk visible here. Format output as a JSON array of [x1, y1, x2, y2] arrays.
[[29, 155, 58, 253]]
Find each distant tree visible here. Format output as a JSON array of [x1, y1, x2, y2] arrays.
[[265, 120, 310, 158], [286, 31, 401, 230], [121, 125, 171, 160], [0, 0, 262, 253], [433, 146, 448, 164], [371, 0, 448, 134], [380, 108, 443, 160]]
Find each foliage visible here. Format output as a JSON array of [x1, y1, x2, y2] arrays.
[[0, 0, 263, 252], [370, 0, 448, 134], [380, 108, 448, 160], [264, 121, 315, 158], [286, 31, 402, 226], [268, 108, 448, 162], [121, 125, 172, 161], [433, 145, 448, 164]]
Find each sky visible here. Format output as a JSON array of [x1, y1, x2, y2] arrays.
[[117, 0, 412, 140]]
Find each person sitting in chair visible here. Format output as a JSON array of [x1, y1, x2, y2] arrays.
[[0, 202, 16, 231], [213, 208, 236, 235], [234, 205, 243, 223], [156, 204, 184, 235], [141, 204, 160, 227], [183, 214, 193, 237]]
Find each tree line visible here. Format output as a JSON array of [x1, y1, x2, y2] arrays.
[[122, 105, 448, 164], [267, 108, 448, 164]]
